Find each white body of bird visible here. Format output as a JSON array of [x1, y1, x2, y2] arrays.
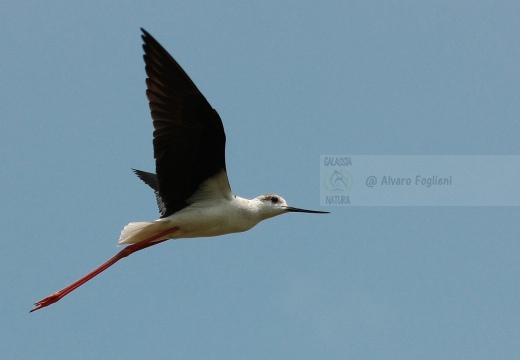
[[119, 171, 289, 244]]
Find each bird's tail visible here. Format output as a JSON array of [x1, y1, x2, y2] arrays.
[[118, 221, 173, 246]]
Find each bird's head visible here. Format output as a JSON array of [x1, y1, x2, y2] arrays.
[[252, 193, 329, 220]]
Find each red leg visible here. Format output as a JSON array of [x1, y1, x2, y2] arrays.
[[30, 227, 179, 312]]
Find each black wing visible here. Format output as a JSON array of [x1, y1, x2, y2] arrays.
[[141, 28, 228, 217]]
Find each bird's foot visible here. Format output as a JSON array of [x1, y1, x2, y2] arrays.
[[30, 292, 61, 312]]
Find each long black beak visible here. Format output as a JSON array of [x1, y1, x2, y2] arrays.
[[285, 207, 329, 214]]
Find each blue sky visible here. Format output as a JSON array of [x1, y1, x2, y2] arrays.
[[2, 1, 520, 359]]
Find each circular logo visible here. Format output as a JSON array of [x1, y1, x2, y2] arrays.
[[322, 169, 353, 193]]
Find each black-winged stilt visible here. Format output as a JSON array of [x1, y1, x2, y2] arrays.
[[31, 29, 328, 312]]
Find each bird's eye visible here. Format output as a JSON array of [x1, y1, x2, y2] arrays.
[[270, 196, 279, 203]]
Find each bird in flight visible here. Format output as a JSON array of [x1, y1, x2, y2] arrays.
[[31, 28, 328, 312]]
